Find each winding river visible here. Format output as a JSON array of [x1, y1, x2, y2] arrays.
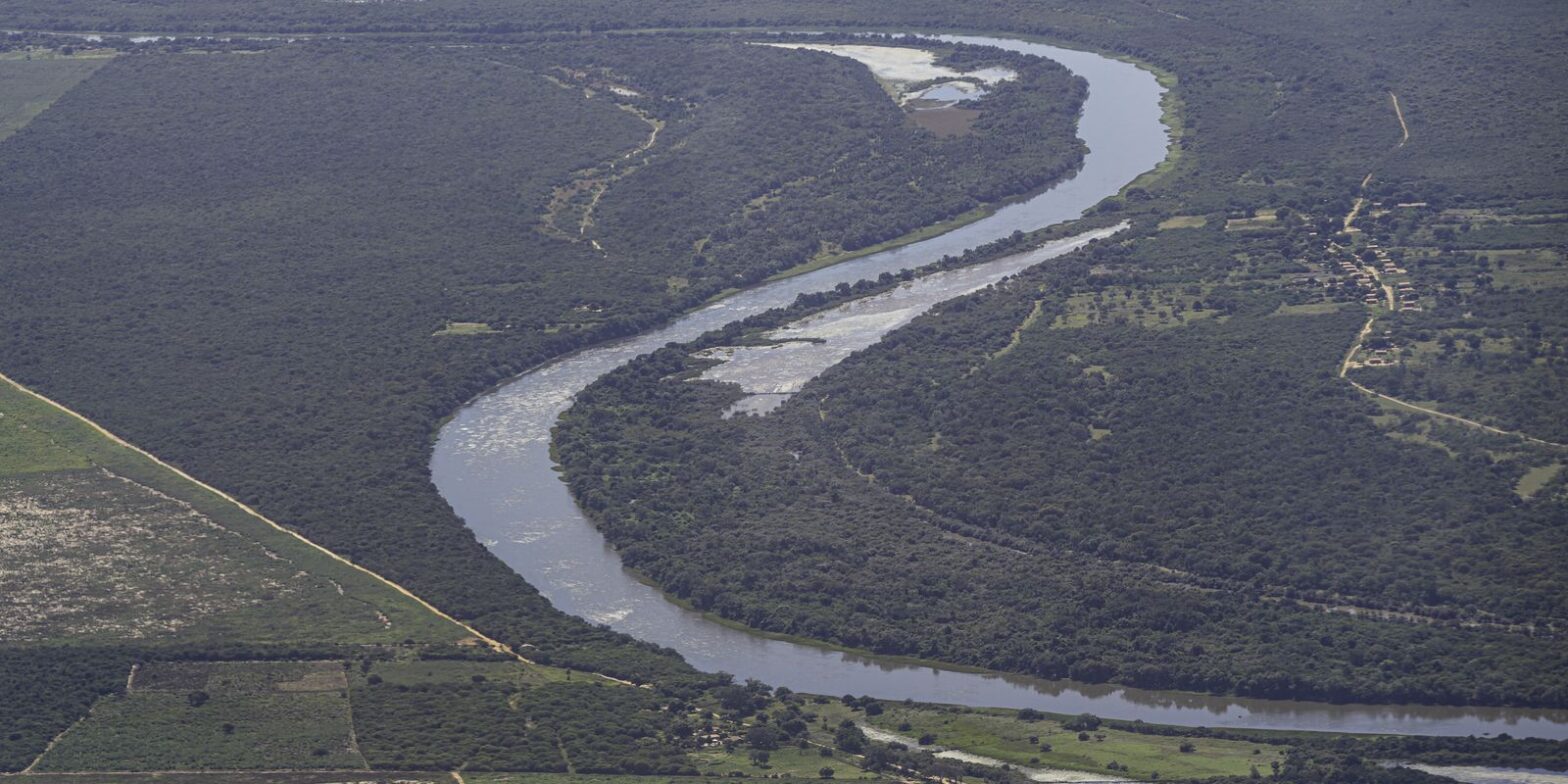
[[430, 34, 1568, 740]]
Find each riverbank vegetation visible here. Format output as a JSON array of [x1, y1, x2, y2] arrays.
[[554, 0, 1568, 709], [2, 0, 1566, 772]]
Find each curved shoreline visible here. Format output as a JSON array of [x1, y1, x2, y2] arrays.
[[428, 33, 1568, 739]]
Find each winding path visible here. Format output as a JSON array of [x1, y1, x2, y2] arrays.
[[1336, 91, 1563, 448], [1390, 91, 1410, 147], [1349, 373, 1568, 448]]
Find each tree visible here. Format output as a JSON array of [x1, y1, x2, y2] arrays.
[[862, 746, 894, 771], [747, 725, 780, 751], [834, 721, 866, 753], [819, 767, 836, 779], [717, 685, 755, 712]]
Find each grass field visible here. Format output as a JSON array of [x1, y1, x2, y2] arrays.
[[433, 320, 500, 336], [1486, 248, 1568, 290], [0, 408, 91, 475], [1516, 462, 1564, 500], [27, 657, 590, 775], [358, 656, 575, 688], [1224, 208, 1283, 231], [1272, 301, 1352, 316], [35, 661, 365, 771], [0, 376, 468, 646], [0, 56, 109, 143], [689, 745, 875, 779], [1158, 214, 1208, 230], [818, 702, 1280, 780]]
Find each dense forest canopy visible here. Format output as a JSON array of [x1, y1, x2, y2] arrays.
[[0, 33, 1085, 685], [2, 0, 1566, 775], [2, 1, 1563, 196], [558, 279, 1568, 708]]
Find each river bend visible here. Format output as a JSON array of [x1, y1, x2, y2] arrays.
[[430, 33, 1568, 740]]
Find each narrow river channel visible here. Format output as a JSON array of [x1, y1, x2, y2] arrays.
[[430, 33, 1568, 740]]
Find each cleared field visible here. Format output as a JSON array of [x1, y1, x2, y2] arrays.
[[1224, 208, 1283, 231], [0, 376, 467, 646], [911, 106, 981, 137], [0, 469, 387, 643], [433, 320, 500, 336], [0, 374, 469, 772], [360, 657, 574, 688], [35, 693, 363, 771], [1158, 214, 1208, 230], [1516, 462, 1565, 500], [35, 660, 364, 771], [133, 660, 350, 693], [0, 56, 109, 142]]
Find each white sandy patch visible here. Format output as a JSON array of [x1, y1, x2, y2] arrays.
[[1404, 765, 1568, 784], [758, 43, 1015, 88]]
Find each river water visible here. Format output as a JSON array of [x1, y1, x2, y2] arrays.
[[429, 34, 1568, 740]]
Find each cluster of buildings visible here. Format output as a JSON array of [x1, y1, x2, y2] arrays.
[[1366, 243, 1424, 313], [1315, 238, 1425, 312], [1361, 346, 1401, 367]]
